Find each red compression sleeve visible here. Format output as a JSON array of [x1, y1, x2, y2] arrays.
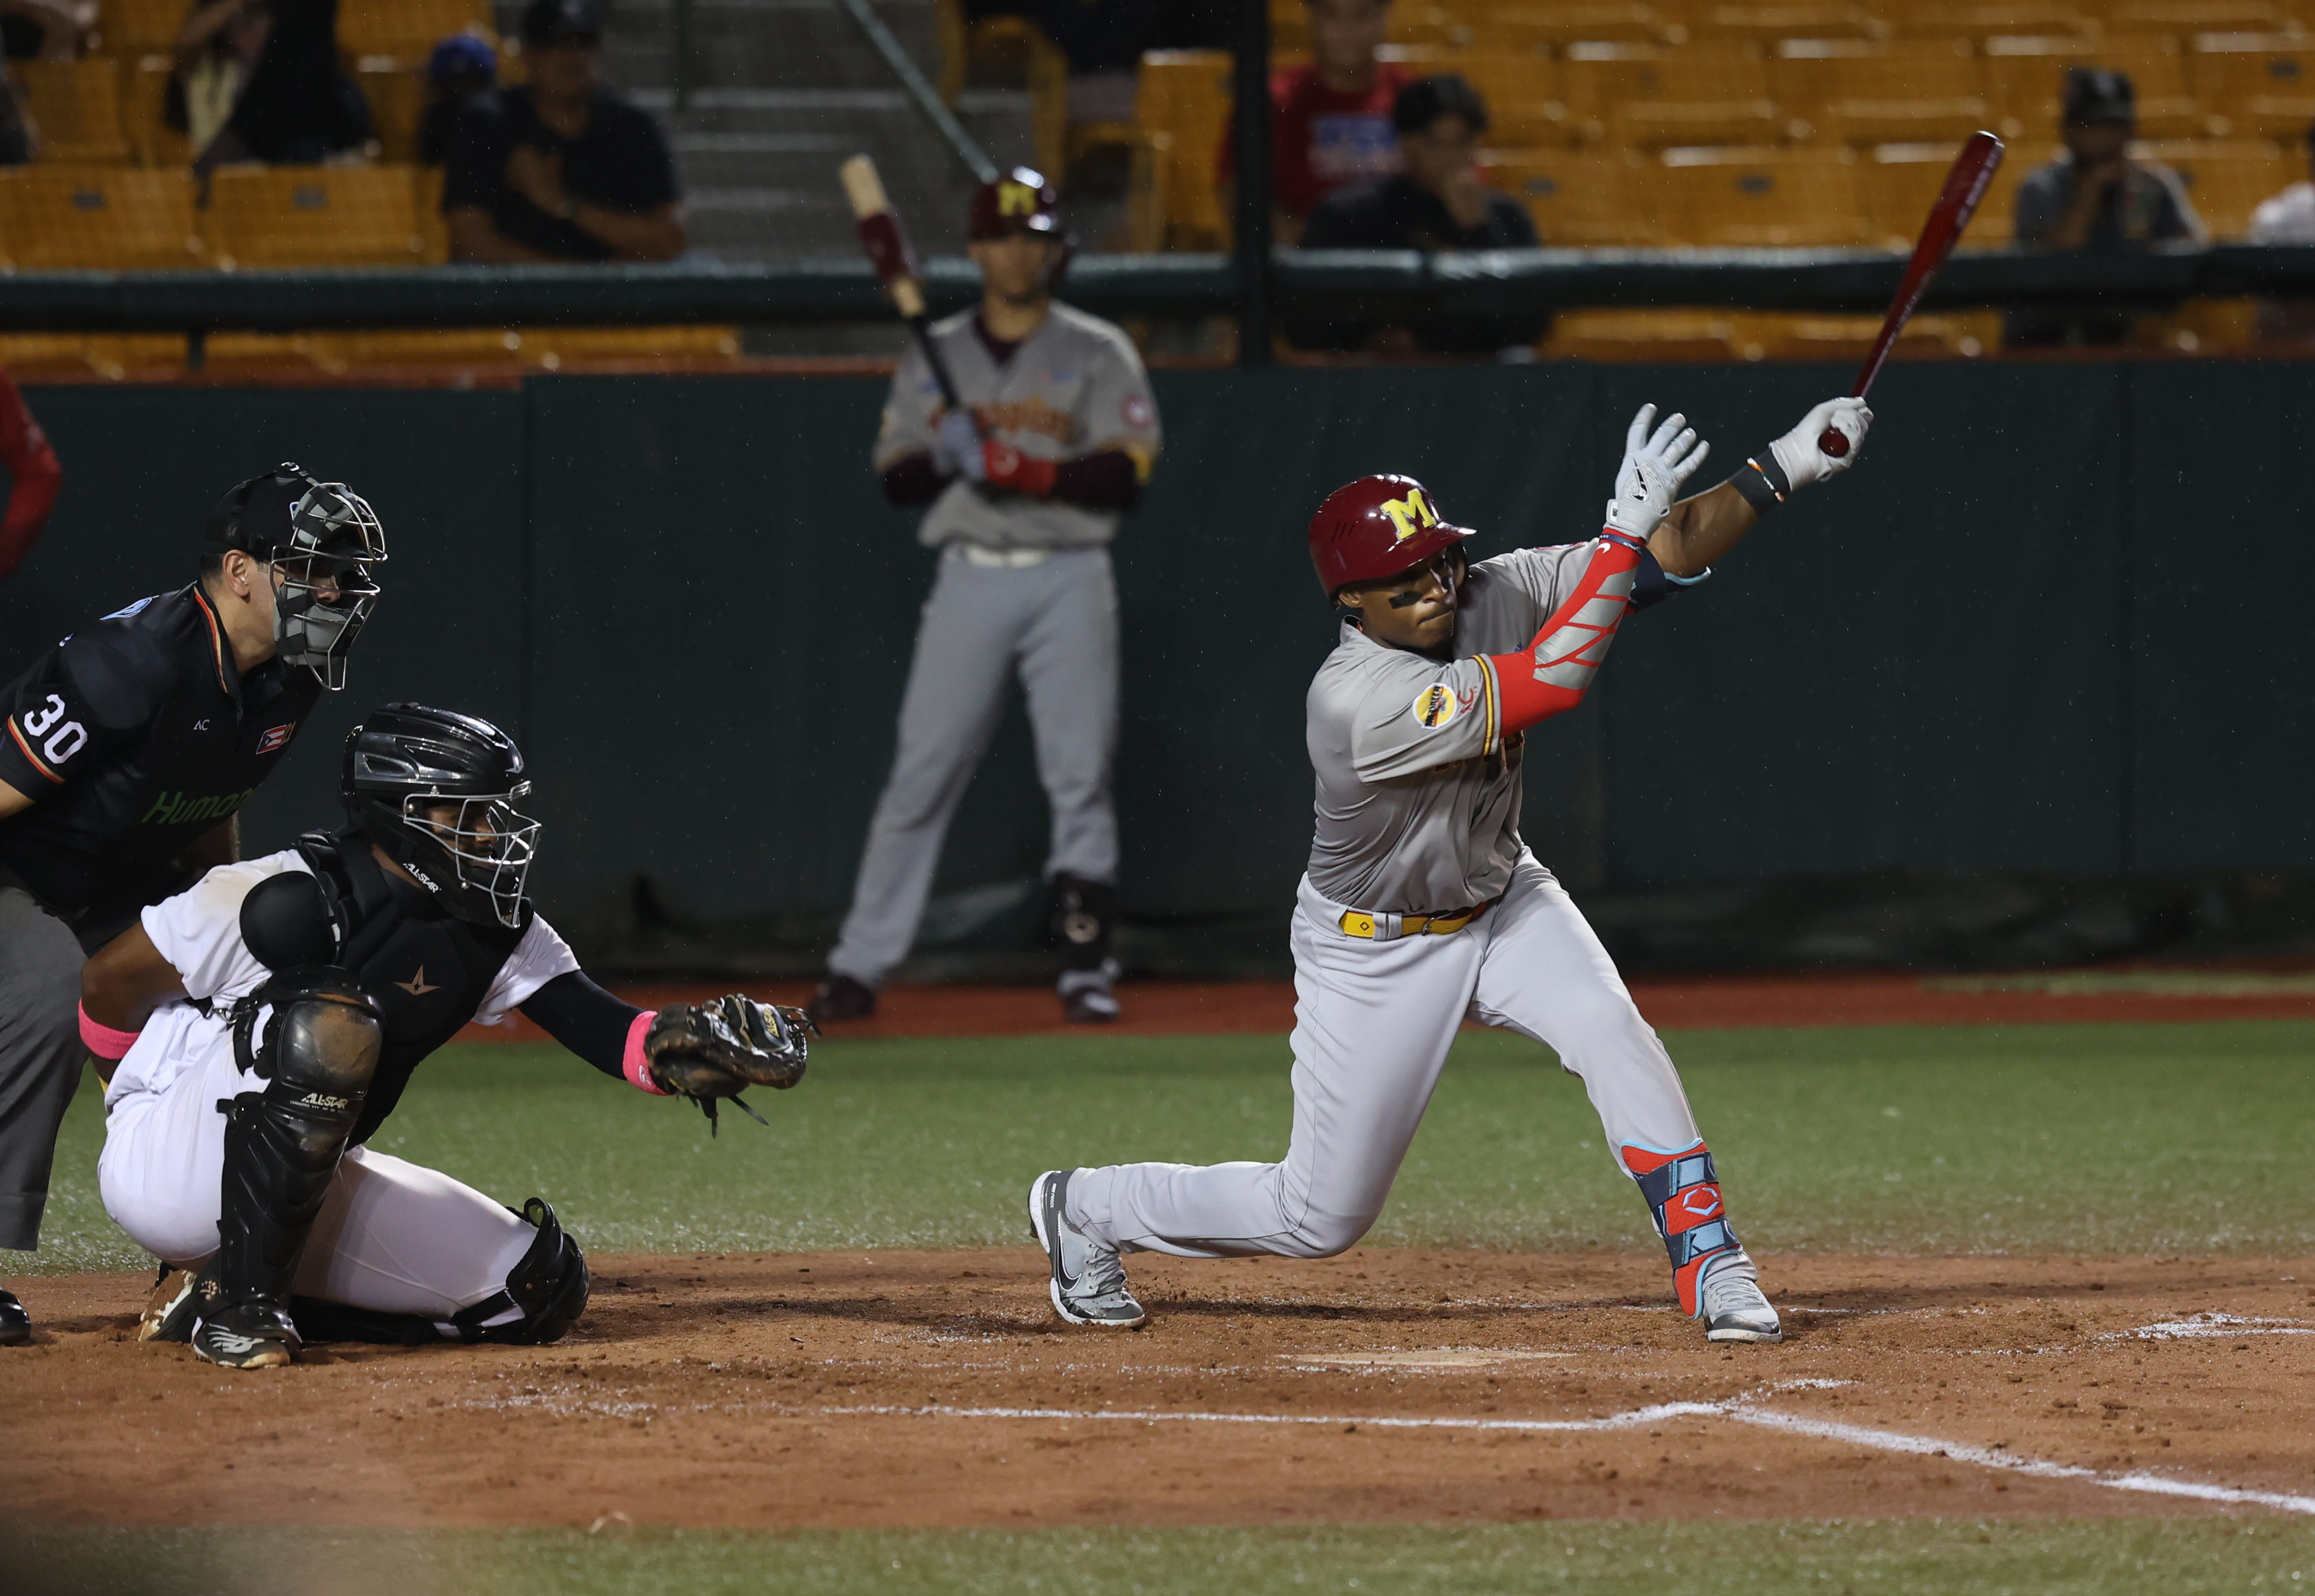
[[981, 440, 1058, 498], [0, 371, 61, 583], [1483, 531, 1644, 735]]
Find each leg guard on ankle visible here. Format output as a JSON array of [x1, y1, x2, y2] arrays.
[[287, 1198, 589, 1348], [1045, 874, 1117, 974], [1621, 1140, 1741, 1318]]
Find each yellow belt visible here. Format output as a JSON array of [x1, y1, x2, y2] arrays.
[[1339, 899, 1492, 940]]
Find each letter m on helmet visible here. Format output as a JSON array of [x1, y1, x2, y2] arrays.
[[1000, 181, 1039, 216], [1380, 490, 1438, 543]]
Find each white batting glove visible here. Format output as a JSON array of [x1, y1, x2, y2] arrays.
[[931, 409, 983, 479], [1603, 403, 1710, 544], [1768, 397, 1872, 491]]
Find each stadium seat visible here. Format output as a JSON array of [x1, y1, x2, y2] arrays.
[[361, 64, 427, 163], [17, 58, 130, 162], [1657, 145, 1870, 244], [2190, 35, 2315, 143], [953, 12, 1068, 180], [1983, 36, 2210, 141], [1541, 309, 1740, 360], [1386, 3, 1481, 48], [1482, 150, 1662, 243], [1586, 46, 1786, 149], [338, 0, 494, 65], [314, 329, 528, 373], [121, 54, 192, 167], [1738, 309, 1995, 358], [205, 163, 427, 268], [99, 0, 193, 57], [1770, 38, 1994, 145], [2136, 138, 2302, 236], [1854, 140, 2027, 248], [1683, 3, 1893, 42], [0, 165, 202, 268], [0, 334, 103, 378], [413, 163, 447, 263], [1889, 3, 2092, 39], [1432, 52, 1575, 150], [1135, 49, 1233, 249], [83, 334, 188, 377], [2092, 0, 2295, 34], [1482, 4, 1682, 51], [518, 326, 745, 369]]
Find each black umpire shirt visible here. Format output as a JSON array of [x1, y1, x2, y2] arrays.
[[0, 584, 320, 946], [440, 85, 680, 263]]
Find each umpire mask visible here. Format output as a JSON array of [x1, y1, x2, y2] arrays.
[[208, 465, 388, 692]]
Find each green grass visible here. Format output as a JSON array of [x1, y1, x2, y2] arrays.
[[10, 1520, 2315, 1596], [24, 1019, 2315, 1275]]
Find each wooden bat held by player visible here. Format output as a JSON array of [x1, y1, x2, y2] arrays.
[[839, 154, 968, 416], [1819, 129, 2005, 458]]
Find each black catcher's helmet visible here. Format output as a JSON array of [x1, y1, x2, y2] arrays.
[[342, 704, 539, 928], [204, 462, 387, 692]]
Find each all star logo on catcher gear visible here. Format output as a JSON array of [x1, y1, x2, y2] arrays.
[[395, 966, 439, 996], [1410, 684, 1461, 729]]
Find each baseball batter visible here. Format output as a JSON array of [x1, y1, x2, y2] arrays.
[[1029, 396, 1872, 1341], [80, 704, 812, 1369], [810, 167, 1161, 1029]]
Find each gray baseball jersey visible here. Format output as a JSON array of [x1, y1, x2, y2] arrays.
[[874, 302, 1162, 552], [1304, 544, 1599, 914]]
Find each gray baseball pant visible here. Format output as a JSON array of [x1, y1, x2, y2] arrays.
[[0, 885, 88, 1252], [829, 545, 1120, 988]]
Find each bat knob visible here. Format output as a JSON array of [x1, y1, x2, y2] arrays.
[[1817, 428, 1849, 459]]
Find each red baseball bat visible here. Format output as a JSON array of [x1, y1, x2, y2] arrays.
[[1819, 130, 2005, 458]]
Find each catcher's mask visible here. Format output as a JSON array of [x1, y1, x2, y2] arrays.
[[342, 704, 539, 929], [204, 463, 387, 692]]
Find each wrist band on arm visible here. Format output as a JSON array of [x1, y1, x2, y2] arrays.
[[622, 1010, 669, 1094], [79, 1003, 140, 1061], [1598, 525, 1651, 553], [1726, 453, 1790, 514]]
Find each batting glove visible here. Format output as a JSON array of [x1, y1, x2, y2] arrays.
[[1769, 397, 1872, 490], [1603, 403, 1710, 545], [932, 409, 983, 479]]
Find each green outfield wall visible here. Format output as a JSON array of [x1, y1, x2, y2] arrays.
[[0, 361, 2305, 962]]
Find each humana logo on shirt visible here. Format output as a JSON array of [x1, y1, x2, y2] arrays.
[[140, 786, 258, 826]]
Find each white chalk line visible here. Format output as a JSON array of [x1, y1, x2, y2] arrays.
[[815, 1398, 2315, 1517]]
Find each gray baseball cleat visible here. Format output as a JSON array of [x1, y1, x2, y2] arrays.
[[1699, 1261, 1782, 1343], [1027, 1169, 1145, 1329]]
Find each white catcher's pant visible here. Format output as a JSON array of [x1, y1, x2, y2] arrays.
[[100, 1013, 534, 1319], [1068, 852, 1730, 1264]]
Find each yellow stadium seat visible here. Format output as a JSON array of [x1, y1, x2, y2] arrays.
[[2191, 35, 2315, 141], [1428, 51, 1576, 149], [339, 0, 494, 64], [1983, 35, 2210, 140], [18, 58, 130, 162], [361, 65, 427, 163], [1388, 4, 1482, 49], [1482, 150, 1663, 243], [413, 162, 446, 263], [0, 334, 103, 377], [1268, 0, 1306, 53], [0, 165, 202, 267], [1482, 4, 1682, 51], [205, 163, 427, 268], [2092, 0, 2294, 34], [1542, 310, 1741, 360], [1136, 49, 1233, 249], [1684, 3, 1892, 42], [316, 329, 528, 373], [84, 333, 188, 377], [1854, 140, 2028, 247], [99, 0, 193, 56], [1657, 145, 1870, 244], [121, 54, 193, 167], [198, 332, 337, 376], [2136, 138, 2302, 235], [1738, 309, 1996, 358], [518, 326, 744, 369], [1558, 41, 1770, 121], [1891, 3, 2091, 39], [1771, 37, 1982, 113]]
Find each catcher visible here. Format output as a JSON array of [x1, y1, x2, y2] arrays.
[[77, 703, 811, 1370]]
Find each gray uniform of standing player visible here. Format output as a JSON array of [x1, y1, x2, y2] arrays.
[[816, 171, 1161, 1025]]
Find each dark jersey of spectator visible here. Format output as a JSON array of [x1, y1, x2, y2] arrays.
[[1290, 173, 1544, 354], [2004, 152, 2200, 347], [1220, 61, 1408, 220], [221, 0, 370, 163], [441, 83, 680, 262]]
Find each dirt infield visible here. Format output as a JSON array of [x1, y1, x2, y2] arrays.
[[7, 1250, 2312, 1530], [452, 972, 2315, 1046]]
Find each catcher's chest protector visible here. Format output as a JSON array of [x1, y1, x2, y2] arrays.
[[294, 830, 525, 1143]]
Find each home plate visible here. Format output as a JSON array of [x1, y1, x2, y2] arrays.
[[1286, 1349, 1577, 1368]]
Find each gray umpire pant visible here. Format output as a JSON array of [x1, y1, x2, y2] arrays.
[[0, 885, 88, 1253], [829, 545, 1120, 988]]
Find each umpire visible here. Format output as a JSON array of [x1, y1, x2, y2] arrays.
[[809, 167, 1161, 1027], [0, 463, 385, 1345]]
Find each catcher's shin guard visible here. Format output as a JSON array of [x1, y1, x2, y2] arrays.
[[210, 972, 383, 1339], [288, 1197, 590, 1348], [1621, 1140, 1743, 1318]]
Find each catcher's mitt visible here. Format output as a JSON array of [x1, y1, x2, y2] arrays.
[[642, 994, 815, 1132]]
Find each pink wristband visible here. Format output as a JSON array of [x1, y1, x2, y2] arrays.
[[79, 1003, 140, 1061], [622, 1010, 668, 1094]]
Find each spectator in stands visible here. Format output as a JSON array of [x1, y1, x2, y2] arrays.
[[2005, 68, 2204, 348], [1220, 0, 1405, 245], [2249, 121, 2315, 343], [193, 0, 370, 171], [443, 0, 685, 264], [168, 0, 272, 161], [1288, 74, 1543, 359], [420, 30, 496, 167], [0, 0, 94, 60]]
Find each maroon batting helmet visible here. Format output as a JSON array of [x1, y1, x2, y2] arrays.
[[969, 167, 1062, 239], [1307, 474, 1475, 599]]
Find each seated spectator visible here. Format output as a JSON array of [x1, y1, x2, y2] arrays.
[[421, 29, 496, 166], [2250, 121, 2315, 344], [2004, 68, 2204, 349], [1220, 0, 1405, 245], [195, 0, 370, 170], [168, 0, 272, 160], [0, 0, 94, 59], [443, 0, 685, 264], [1288, 74, 1543, 359]]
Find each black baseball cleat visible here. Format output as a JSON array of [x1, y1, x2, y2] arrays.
[[0, 1286, 29, 1346], [805, 974, 876, 1025], [192, 1297, 300, 1369]]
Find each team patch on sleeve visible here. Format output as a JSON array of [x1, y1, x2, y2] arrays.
[[1409, 682, 1463, 730], [1122, 393, 1154, 429], [255, 723, 295, 756]]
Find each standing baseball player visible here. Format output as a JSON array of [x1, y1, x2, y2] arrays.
[[83, 704, 813, 1369], [0, 464, 381, 1348], [1027, 395, 1872, 1341], [809, 167, 1161, 1029]]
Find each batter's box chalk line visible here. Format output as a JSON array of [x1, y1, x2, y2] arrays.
[[816, 1394, 2315, 1518], [2118, 1313, 2315, 1341]]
